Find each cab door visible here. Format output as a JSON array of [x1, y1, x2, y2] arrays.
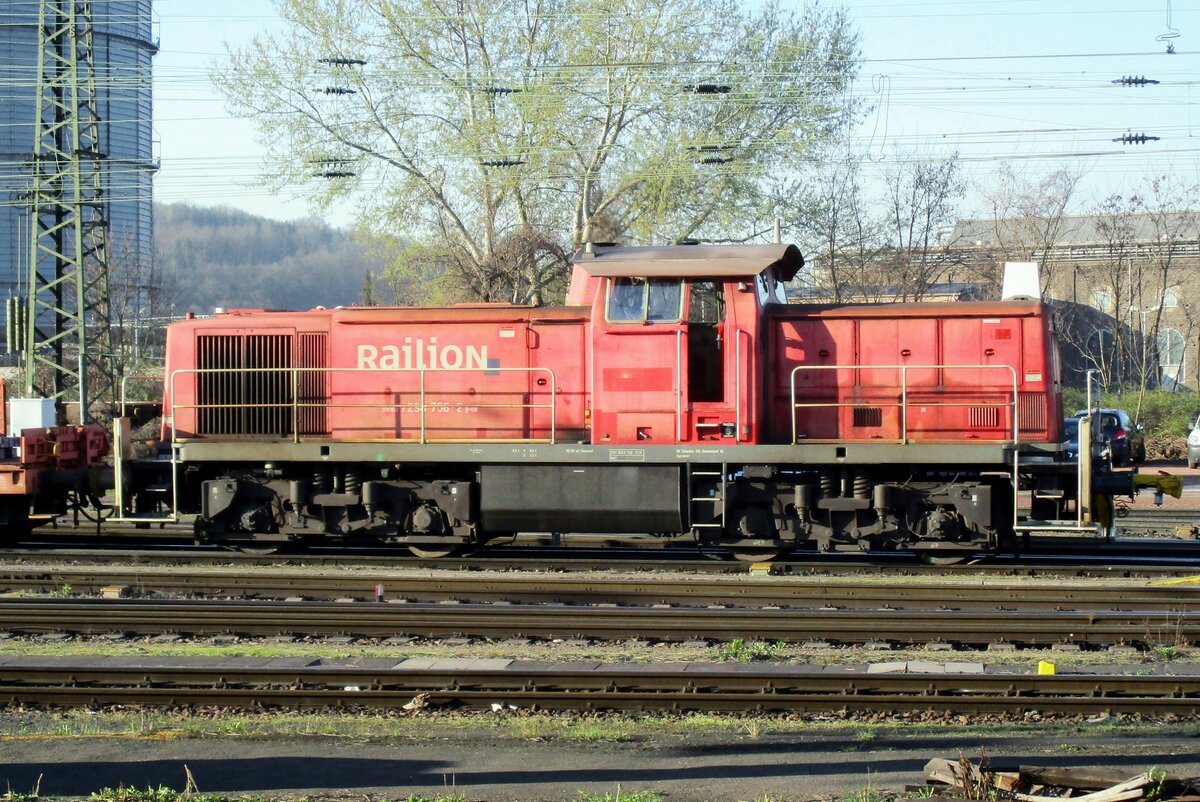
[[590, 276, 759, 445], [685, 280, 729, 441], [685, 279, 757, 443], [590, 277, 686, 444]]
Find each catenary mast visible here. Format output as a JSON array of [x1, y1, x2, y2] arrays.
[[23, 0, 113, 421]]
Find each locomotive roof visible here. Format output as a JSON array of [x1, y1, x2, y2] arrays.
[[775, 299, 1046, 318], [575, 243, 803, 280]]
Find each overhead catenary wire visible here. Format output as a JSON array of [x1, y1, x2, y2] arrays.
[[3, 0, 1196, 221]]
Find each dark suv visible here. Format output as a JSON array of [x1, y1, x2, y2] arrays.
[[1072, 408, 1146, 466]]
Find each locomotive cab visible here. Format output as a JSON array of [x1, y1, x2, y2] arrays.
[[567, 244, 803, 446]]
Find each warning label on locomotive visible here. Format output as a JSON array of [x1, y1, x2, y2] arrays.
[[609, 448, 646, 462]]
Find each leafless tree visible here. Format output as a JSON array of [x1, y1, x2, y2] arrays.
[[787, 151, 965, 302], [979, 166, 1083, 297], [1133, 176, 1200, 390]]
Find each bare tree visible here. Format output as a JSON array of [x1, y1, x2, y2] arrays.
[[791, 147, 884, 302], [979, 166, 1084, 297], [1133, 176, 1200, 391], [1080, 193, 1140, 390], [877, 153, 966, 301], [784, 150, 966, 302]]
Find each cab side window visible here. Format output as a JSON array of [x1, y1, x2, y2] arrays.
[[608, 278, 645, 322], [606, 278, 682, 323], [648, 280, 683, 321], [755, 271, 789, 307]]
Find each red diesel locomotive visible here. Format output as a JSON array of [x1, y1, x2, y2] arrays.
[[2, 244, 1159, 560]]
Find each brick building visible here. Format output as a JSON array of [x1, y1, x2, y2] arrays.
[[795, 212, 1200, 390], [948, 213, 1200, 390]]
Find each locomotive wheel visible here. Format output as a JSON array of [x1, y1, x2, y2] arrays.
[[729, 547, 784, 563], [408, 544, 465, 559], [918, 552, 973, 566], [235, 544, 283, 556]]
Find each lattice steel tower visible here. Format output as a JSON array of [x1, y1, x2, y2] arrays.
[[23, 0, 113, 420]]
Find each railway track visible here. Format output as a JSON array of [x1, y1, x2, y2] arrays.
[[1, 597, 1196, 646], [0, 655, 1196, 714], [2, 565, 1199, 610], [5, 537, 1200, 578]]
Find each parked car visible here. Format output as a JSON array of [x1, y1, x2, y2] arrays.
[[1187, 413, 1200, 469], [1072, 408, 1146, 466], [1063, 417, 1081, 461], [1063, 416, 1112, 463]]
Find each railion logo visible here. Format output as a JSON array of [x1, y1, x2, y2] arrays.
[[357, 337, 491, 371]]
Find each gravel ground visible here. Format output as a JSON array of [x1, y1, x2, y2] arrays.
[[1, 462, 1196, 801]]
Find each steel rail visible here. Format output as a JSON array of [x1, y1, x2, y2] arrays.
[[3, 550, 1200, 579], [0, 660, 1198, 714], [2, 567, 1199, 611], [1, 598, 1197, 646], [6, 533, 1200, 578]]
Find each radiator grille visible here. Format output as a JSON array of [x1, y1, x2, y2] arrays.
[[197, 334, 293, 436], [1018, 392, 1047, 434], [968, 406, 1000, 429], [852, 407, 882, 428], [298, 333, 328, 435]]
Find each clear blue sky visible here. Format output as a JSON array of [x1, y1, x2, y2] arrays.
[[151, 0, 1200, 226]]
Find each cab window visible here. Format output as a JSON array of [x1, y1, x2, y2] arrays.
[[606, 278, 683, 323], [756, 271, 788, 306]]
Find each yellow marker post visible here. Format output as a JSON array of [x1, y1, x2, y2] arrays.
[[1037, 660, 1056, 675]]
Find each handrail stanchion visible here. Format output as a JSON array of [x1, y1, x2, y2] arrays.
[[790, 366, 798, 443], [548, 368, 557, 443], [734, 332, 740, 442], [676, 330, 683, 442], [292, 367, 300, 444]]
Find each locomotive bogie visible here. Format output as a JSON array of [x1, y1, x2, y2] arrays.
[[192, 462, 481, 551], [714, 468, 1009, 556], [180, 455, 1019, 557]]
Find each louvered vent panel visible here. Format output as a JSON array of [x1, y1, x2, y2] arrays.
[[197, 335, 239, 435], [1018, 392, 1047, 434], [852, 407, 882, 428], [969, 406, 1000, 429], [298, 333, 328, 435], [246, 335, 292, 436], [197, 334, 293, 435]]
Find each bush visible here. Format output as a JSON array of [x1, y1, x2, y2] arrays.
[[1061, 386, 1200, 438]]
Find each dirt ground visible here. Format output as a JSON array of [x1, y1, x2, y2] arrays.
[[3, 726, 1200, 801]]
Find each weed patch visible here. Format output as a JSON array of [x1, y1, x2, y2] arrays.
[[576, 788, 660, 802], [715, 639, 782, 662]]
